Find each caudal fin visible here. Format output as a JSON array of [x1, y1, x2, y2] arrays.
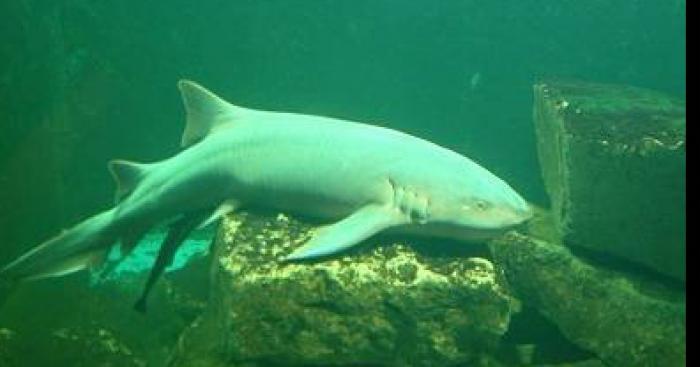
[[1, 209, 118, 282]]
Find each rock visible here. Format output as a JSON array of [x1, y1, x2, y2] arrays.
[[0, 234, 210, 367], [532, 79, 685, 281], [0, 302, 148, 367], [170, 212, 515, 367], [490, 232, 685, 367], [14, 326, 146, 367], [537, 360, 606, 367]]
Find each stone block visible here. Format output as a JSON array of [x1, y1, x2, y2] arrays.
[[533, 80, 685, 280], [491, 232, 685, 367], [170, 212, 515, 367]]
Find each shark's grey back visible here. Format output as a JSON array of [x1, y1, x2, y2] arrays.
[[185, 108, 480, 218]]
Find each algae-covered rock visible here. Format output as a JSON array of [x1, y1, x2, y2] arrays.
[[538, 360, 606, 367], [0, 323, 147, 367], [533, 79, 685, 281], [490, 232, 685, 367], [170, 212, 515, 367]]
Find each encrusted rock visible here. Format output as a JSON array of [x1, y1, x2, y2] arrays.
[[0, 324, 147, 367], [170, 212, 515, 367], [533, 79, 685, 281], [490, 232, 685, 367], [537, 360, 606, 367]]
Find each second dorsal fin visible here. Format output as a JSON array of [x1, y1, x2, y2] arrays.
[[108, 160, 150, 203]]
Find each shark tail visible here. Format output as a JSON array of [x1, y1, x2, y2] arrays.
[[0, 209, 120, 282]]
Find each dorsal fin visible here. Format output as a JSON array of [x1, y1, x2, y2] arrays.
[[108, 160, 150, 203], [177, 79, 244, 147]]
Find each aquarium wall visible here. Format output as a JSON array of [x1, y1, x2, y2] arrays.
[[0, 1, 685, 366], [0, 0, 684, 265]]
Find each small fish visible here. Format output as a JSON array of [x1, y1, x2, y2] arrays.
[[469, 72, 482, 91]]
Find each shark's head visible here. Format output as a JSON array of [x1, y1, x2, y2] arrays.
[[428, 162, 533, 234]]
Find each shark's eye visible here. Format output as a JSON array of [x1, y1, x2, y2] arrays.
[[474, 200, 490, 211]]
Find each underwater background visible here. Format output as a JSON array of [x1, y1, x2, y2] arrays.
[[0, 1, 685, 366]]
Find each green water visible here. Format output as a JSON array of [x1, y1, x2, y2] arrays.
[[0, 1, 685, 366]]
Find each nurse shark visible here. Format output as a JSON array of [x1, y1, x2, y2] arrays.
[[1, 80, 532, 310]]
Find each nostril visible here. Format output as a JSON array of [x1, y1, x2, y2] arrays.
[[511, 202, 533, 222], [516, 197, 533, 215]]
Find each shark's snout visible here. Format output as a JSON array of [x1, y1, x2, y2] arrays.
[[504, 190, 533, 224], [514, 196, 533, 220], [514, 203, 534, 225], [484, 183, 533, 229]]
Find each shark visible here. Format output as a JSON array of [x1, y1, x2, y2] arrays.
[[1, 80, 533, 309]]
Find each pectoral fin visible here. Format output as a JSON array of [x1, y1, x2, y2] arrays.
[[282, 205, 404, 261]]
